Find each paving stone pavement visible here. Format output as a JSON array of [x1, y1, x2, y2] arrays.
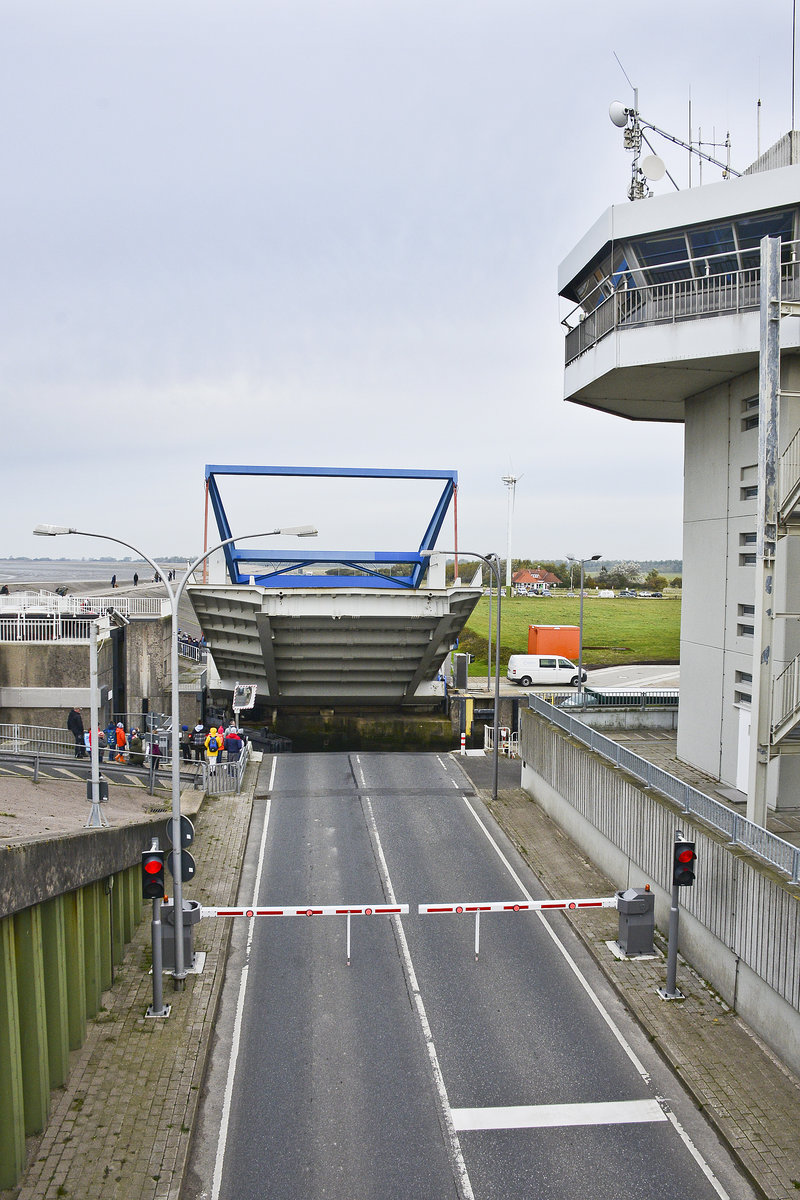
[[466, 764, 800, 1200], [4, 750, 800, 1199], [1, 760, 259, 1200]]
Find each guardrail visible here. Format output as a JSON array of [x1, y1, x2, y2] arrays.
[[528, 695, 800, 883]]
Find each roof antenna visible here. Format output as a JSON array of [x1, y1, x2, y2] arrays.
[[610, 54, 741, 201]]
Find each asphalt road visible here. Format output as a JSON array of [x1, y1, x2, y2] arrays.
[[186, 752, 754, 1200]]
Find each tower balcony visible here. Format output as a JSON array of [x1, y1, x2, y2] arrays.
[[562, 253, 800, 421]]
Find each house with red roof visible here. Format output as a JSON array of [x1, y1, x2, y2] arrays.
[[512, 568, 560, 595]]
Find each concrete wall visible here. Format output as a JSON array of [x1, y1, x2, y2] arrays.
[[0, 616, 174, 729], [520, 709, 800, 1076], [0, 816, 162, 1188], [0, 642, 90, 693], [556, 707, 678, 731]]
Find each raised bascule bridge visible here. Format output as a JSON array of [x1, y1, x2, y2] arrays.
[[186, 466, 482, 711]]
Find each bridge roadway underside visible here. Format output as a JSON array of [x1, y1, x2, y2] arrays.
[[187, 584, 482, 708]]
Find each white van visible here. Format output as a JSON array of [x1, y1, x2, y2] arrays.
[[506, 654, 587, 687]]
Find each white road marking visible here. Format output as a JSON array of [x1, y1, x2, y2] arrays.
[[459, 791, 731, 1200], [451, 1098, 667, 1131], [358, 762, 475, 1200], [211, 754, 278, 1200]]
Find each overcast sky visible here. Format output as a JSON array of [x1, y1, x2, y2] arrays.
[[3, 0, 795, 563]]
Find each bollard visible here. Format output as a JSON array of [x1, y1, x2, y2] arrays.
[[460, 732, 466, 755]]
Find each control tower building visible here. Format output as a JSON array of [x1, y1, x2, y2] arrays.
[[558, 129, 800, 821]]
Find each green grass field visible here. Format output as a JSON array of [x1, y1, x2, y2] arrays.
[[459, 594, 681, 675]]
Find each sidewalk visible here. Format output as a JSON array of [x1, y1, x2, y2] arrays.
[[457, 753, 800, 1200], [1, 761, 259, 1200]]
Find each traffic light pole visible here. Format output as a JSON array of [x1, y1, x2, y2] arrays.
[[658, 828, 694, 1001], [659, 879, 684, 1001], [144, 838, 171, 1018], [146, 899, 171, 1019]]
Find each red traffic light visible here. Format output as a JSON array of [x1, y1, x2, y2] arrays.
[[141, 849, 165, 899], [672, 840, 696, 886]]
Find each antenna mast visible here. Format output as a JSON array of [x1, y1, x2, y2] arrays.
[[502, 474, 518, 595], [609, 95, 742, 201]]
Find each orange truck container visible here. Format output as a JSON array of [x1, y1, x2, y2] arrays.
[[527, 624, 580, 657]]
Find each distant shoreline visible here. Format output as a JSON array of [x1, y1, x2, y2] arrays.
[[0, 558, 193, 588]]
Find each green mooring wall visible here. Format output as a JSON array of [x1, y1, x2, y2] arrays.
[[0, 819, 164, 1190]]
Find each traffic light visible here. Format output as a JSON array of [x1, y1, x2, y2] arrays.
[[141, 848, 166, 900], [672, 840, 696, 887]]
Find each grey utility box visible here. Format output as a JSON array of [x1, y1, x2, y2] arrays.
[[160, 899, 202, 971], [615, 887, 655, 956], [454, 653, 469, 690]]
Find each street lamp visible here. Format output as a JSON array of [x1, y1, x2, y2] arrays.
[[566, 554, 601, 699], [432, 550, 502, 803], [34, 522, 317, 988]]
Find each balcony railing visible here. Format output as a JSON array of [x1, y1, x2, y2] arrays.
[[565, 256, 800, 366]]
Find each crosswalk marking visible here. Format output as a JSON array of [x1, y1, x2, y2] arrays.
[[451, 1098, 667, 1131]]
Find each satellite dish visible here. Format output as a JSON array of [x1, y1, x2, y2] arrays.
[[609, 101, 628, 128], [641, 154, 666, 181]]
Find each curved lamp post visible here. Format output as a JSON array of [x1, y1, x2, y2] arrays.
[[34, 522, 317, 988], [566, 554, 602, 698], [433, 550, 501, 802]]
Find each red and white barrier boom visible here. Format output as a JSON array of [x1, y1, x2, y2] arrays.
[[418, 897, 617, 959], [200, 903, 409, 964]]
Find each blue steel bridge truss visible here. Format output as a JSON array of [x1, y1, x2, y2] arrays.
[[205, 465, 458, 589]]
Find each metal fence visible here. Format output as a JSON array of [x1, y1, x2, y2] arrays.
[[0, 721, 176, 770], [202, 738, 250, 795], [528, 695, 800, 883]]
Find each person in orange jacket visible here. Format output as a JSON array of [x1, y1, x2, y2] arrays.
[[114, 722, 127, 763]]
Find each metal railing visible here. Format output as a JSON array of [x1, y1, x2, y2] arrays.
[[483, 725, 519, 757], [773, 655, 800, 742], [0, 590, 165, 617], [202, 738, 250, 795], [178, 641, 207, 661], [565, 254, 800, 366], [0, 615, 98, 642], [0, 723, 76, 757], [0, 721, 177, 768], [528, 695, 800, 882], [553, 688, 679, 711], [779, 425, 800, 518]]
